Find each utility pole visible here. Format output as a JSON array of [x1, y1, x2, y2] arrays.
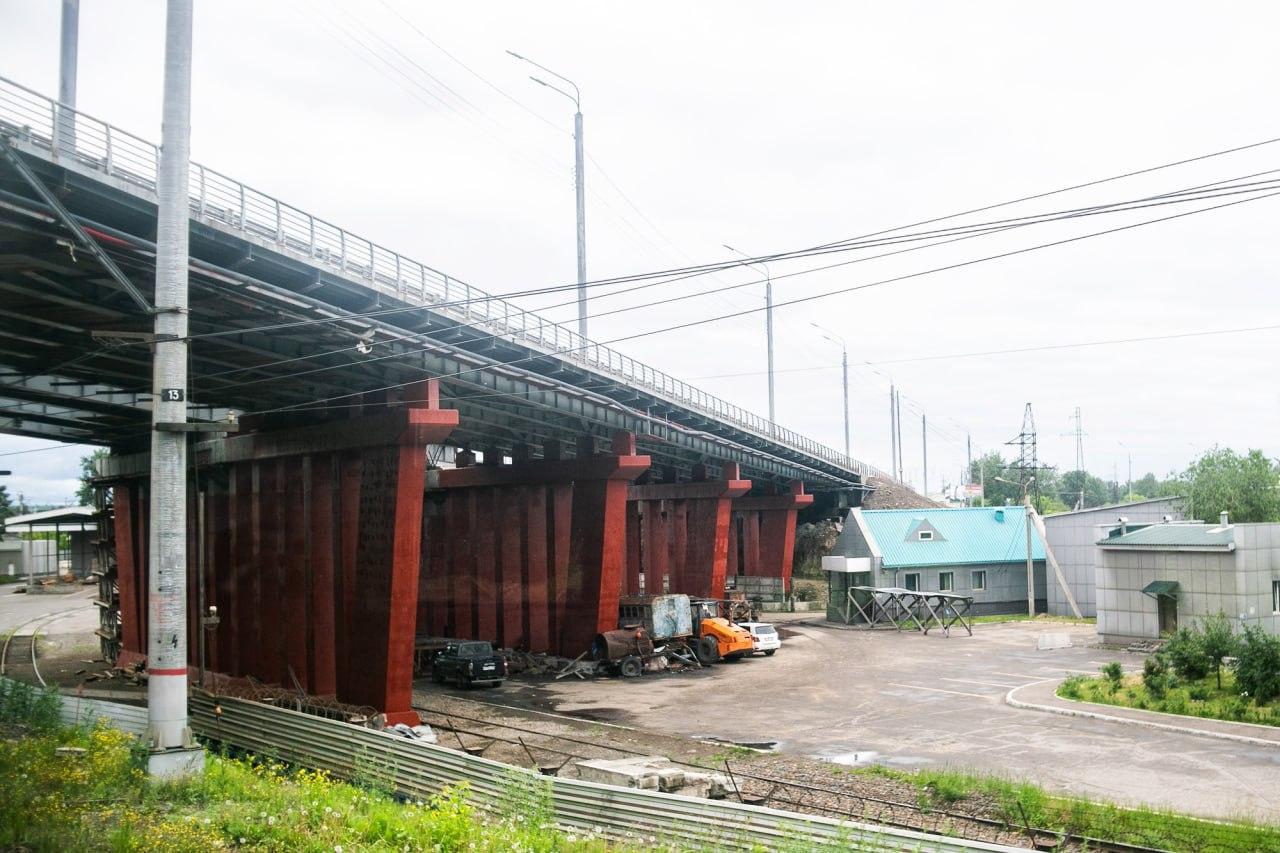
[[725, 246, 775, 434], [894, 389, 904, 484], [573, 106, 586, 338], [921, 413, 928, 497], [888, 384, 897, 480], [810, 323, 849, 459], [508, 52, 586, 338], [147, 0, 200, 778], [56, 0, 79, 154], [966, 433, 972, 506], [1024, 492, 1035, 616]]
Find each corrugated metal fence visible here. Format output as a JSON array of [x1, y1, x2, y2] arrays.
[[6, 678, 1019, 852], [188, 694, 1019, 852]]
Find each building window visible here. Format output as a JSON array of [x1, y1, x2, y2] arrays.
[[918, 530, 934, 541], [939, 571, 954, 592], [971, 570, 986, 591], [1274, 580, 1280, 614], [903, 573, 920, 591]]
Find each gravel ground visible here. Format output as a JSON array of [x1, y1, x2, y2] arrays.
[[412, 685, 1059, 850]]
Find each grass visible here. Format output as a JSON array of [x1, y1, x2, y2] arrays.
[[854, 764, 1279, 851], [0, 721, 647, 852], [1058, 670, 1280, 727], [0, 575, 27, 585], [0, 680, 815, 852], [967, 613, 1096, 625]]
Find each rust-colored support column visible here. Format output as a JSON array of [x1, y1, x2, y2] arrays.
[[283, 457, 308, 690], [733, 482, 814, 593], [308, 454, 338, 696], [626, 462, 751, 599], [564, 432, 650, 654], [424, 431, 648, 657]]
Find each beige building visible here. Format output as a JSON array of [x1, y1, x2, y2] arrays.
[[1096, 512, 1280, 643]]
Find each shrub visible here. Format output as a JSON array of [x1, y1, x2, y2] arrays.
[[1199, 612, 1240, 690], [1059, 675, 1086, 700], [1101, 661, 1124, 690], [793, 582, 822, 603], [1163, 627, 1212, 681], [1142, 657, 1169, 698], [1234, 625, 1280, 703], [1187, 685, 1210, 702]]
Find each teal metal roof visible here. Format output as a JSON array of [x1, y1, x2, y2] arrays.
[[859, 507, 1045, 568], [1097, 523, 1233, 549]]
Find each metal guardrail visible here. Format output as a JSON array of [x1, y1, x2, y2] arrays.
[[188, 694, 1018, 852], [0, 74, 896, 484]]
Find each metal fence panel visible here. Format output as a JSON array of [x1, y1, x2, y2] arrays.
[[190, 695, 1019, 852]]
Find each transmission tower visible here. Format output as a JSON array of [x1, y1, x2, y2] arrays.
[[1005, 403, 1041, 506]]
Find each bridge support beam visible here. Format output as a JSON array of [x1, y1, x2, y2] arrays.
[[625, 463, 752, 599], [729, 482, 815, 594], [419, 432, 649, 657], [108, 382, 457, 726]]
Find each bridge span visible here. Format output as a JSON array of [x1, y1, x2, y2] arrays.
[[0, 76, 888, 722]]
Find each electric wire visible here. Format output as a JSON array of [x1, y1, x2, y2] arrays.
[[241, 186, 1280, 416], [196, 175, 1280, 395]]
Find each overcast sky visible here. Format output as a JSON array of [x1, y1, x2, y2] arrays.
[[2, 0, 1277, 506]]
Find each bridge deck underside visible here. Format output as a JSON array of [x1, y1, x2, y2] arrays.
[[0, 142, 866, 493]]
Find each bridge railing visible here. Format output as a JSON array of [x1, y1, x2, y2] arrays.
[[0, 75, 896, 483]]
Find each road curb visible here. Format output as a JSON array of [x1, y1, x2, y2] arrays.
[[1005, 680, 1280, 748]]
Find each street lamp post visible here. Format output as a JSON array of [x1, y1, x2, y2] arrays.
[[723, 245, 775, 435], [810, 322, 850, 460], [1118, 441, 1132, 499], [995, 475, 1037, 617], [507, 50, 588, 340]]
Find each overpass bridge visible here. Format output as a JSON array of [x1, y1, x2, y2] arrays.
[[0, 76, 890, 722]]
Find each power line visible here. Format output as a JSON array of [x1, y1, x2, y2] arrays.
[[686, 321, 1280, 376], [189, 170, 1280, 376], [202, 178, 1280, 397], [242, 186, 1280, 416]]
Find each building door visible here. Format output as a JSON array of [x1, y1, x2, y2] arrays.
[[1157, 595, 1177, 636]]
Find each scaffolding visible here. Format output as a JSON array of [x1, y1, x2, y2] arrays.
[[839, 587, 974, 637]]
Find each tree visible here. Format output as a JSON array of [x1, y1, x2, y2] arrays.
[[1198, 612, 1239, 690], [1183, 448, 1280, 523], [1059, 470, 1110, 509], [968, 452, 1021, 506], [1235, 625, 1280, 703], [75, 449, 109, 506], [0, 484, 13, 524]]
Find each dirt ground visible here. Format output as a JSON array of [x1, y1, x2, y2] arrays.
[[417, 617, 1280, 823]]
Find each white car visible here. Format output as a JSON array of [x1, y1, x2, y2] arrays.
[[738, 622, 781, 656]]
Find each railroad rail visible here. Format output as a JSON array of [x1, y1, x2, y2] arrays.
[[412, 696, 1171, 853], [0, 604, 94, 686]]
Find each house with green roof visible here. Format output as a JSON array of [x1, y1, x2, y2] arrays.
[[825, 506, 1047, 617], [1094, 512, 1280, 642]]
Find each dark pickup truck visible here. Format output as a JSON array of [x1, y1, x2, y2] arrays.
[[430, 640, 507, 689]]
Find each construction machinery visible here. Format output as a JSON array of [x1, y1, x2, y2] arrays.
[[616, 594, 754, 667]]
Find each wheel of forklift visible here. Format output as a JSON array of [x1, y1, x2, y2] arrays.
[[618, 656, 643, 678], [694, 635, 720, 665]]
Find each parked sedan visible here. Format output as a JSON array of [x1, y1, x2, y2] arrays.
[[738, 621, 781, 656]]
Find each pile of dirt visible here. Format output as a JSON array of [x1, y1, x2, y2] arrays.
[[860, 476, 943, 510]]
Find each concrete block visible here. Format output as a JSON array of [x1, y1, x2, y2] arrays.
[[574, 757, 728, 799], [147, 747, 205, 781]]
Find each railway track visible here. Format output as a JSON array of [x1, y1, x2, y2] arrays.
[[413, 695, 1169, 853], [1, 604, 95, 687]]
